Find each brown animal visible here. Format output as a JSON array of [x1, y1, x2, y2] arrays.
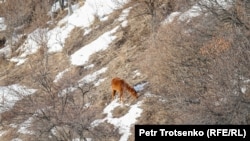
[[111, 77, 138, 103]]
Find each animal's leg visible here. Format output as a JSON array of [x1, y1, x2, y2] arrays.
[[112, 90, 116, 100], [120, 90, 123, 103]]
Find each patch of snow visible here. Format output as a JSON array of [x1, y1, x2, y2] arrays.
[[0, 45, 12, 58], [50, 127, 57, 136], [134, 82, 148, 92], [132, 70, 141, 79], [164, 0, 233, 24], [244, 79, 250, 83], [53, 68, 71, 83], [179, 5, 202, 22], [91, 99, 143, 141], [0, 130, 7, 137], [144, 92, 160, 98], [85, 64, 94, 69], [240, 77, 249, 94], [84, 102, 91, 109], [59, 67, 107, 96], [79, 67, 107, 84], [50, 1, 61, 13], [21, 29, 47, 58], [59, 87, 76, 97], [50, 0, 68, 13], [118, 7, 132, 27], [47, 24, 75, 53], [72, 138, 92, 141], [9, 58, 27, 66], [241, 87, 247, 94], [9, 0, 130, 66], [118, 7, 132, 22], [84, 28, 92, 35], [9, 123, 18, 128], [94, 78, 106, 86], [70, 26, 119, 66], [200, 0, 233, 10], [163, 12, 181, 24], [63, 0, 129, 28], [11, 138, 23, 141], [9, 28, 44, 65], [9, 25, 75, 65], [121, 21, 128, 28], [0, 84, 37, 113], [18, 117, 34, 135], [0, 17, 6, 31]]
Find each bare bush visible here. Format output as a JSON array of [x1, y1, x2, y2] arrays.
[[0, 0, 52, 54], [140, 0, 250, 124]]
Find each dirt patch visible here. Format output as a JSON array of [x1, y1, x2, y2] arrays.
[[112, 105, 130, 118]]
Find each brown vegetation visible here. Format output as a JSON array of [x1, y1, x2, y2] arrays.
[[0, 0, 249, 140], [139, 0, 250, 124]]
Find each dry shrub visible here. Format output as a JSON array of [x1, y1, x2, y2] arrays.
[[0, 35, 6, 48], [53, 10, 68, 25], [199, 37, 231, 56], [139, 1, 250, 123], [0, 56, 7, 70], [139, 22, 186, 94], [0, 0, 51, 37], [0, 128, 17, 141], [112, 105, 130, 118], [92, 122, 120, 141], [138, 97, 175, 124], [64, 27, 85, 55]]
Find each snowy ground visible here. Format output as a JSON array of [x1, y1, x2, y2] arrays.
[[0, 17, 6, 31], [0, 0, 240, 140], [1, 0, 133, 140], [70, 26, 119, 66], [91, 99, 143, 141], [58, 67, 108, 97], [8, 0, 130, 66], [89, 81, 147, 141], [0, 84, 36, 114]]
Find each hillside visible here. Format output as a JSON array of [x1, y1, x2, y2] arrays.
[[0, 0, 250, 140]]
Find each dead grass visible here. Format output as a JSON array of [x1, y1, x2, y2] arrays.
[[49, 52, 71, 74], [64, 27, 85, 55], [0, 128, 17, 141], [138, 97, 175, 124], [91, 122, 120, 141], [0, 0, 212, 140], [17, 51, 70, 87], [0, 61, 26, 85], [112, 105, 130, 118], [243, 85, 250, 103], [0, 1, 154, 140], [199, 37, 232, 56], [63, 5, 125, 57], [54, 10, 68, 24], [0, 58, 16, 84]]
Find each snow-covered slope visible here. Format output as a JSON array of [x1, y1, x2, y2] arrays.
[[0, 0, 145, 141], [1, 0, 246, 140]]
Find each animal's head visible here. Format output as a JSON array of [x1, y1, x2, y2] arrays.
[[132, 90, 139, 99]]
